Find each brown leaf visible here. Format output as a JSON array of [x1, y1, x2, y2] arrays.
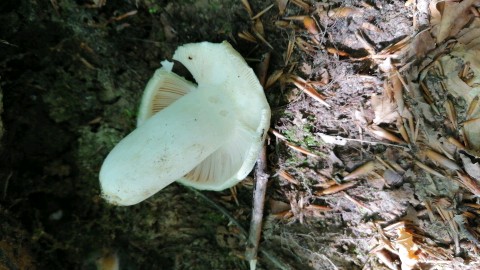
[[379, 59, 405, 113], [368, 125, 405, 144], [269, 199, 291, 214], [395, 227, 420, 270], [371, 93, 399, 125], [327, 7, 362, 18], [409, 30, 436, 60], [424, 149, 461, 171], [343, 161, 376, 180], [429, 0, 442, 28], [457, 24, 480, 46], [434, 0, 478, 42], [440, 56, 474, 101], [276, 0, 288, 15]]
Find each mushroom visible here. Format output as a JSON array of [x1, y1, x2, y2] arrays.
[[99, 41, 271, 206]]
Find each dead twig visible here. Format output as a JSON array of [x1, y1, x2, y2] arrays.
[[245, 144, 269, 270], [344, 193, 373, 213], [245, 53, 272, 270]]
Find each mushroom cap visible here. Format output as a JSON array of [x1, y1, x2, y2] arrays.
[[100, 41, 270, 205], [177, 41, 271, 190], [138, 41, 270, 190]]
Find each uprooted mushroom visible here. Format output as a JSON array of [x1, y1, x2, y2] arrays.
[[99, 41, 271, 206]]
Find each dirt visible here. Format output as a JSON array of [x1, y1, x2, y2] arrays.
[[1, 0, 480, 269]]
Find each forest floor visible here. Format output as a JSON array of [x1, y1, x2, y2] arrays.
[[2, 0, 480, 269]]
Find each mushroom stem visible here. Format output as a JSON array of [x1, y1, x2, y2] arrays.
[[100, 86, 235, 205]]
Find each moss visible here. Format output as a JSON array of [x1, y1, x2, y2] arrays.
[[204, 211, 226, 224], [77, 126, 122, 163]]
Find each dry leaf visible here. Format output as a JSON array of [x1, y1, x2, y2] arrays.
[[379, 58, 405, 113], [269, 199, 291, 214], [276, 0, 288, 15], [343, 161, 376, 180], [433, 0, 478, 43], [436, 64, 480, 147], [327, 7, 362, 18], [354, 110, 368, 125], [460, 152, 480, 180], [439, 56, 475, 101], [452, 29, 480, 81], [429, 0, 442, 28], [464, 120, 480, 150], [409, 30, 436, 60], [278, 170, 300, 185], [424, 149, 461, 171], [457, 24, 480, 46], [368, 124, 405, 144], [395, 227, 419, 270], [391, 74, 405, 114], [371, 93, 399, 125], [439, 25, 480, 151], [374, 249, 398, 270]]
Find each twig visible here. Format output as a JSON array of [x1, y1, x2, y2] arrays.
[[343, 193, 372, 213], [245, 145, 269, 270], [244, 52, 271, 270]]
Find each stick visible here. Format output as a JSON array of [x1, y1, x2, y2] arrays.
[[244, 51, 271, 270], [245, 145, 269, 270]]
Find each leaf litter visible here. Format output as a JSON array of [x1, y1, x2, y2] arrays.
[[257, 0, 480, 269]]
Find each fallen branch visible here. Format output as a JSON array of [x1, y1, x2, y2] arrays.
[[245, 145, 269, 270], [244, 51, 271, 270]]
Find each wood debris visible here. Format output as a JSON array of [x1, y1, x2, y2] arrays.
[[286, 74, 330, 107], [343, 161, 376, 181], [278, 170, 300, 185], [285, 141, 320, 158], [315, 182, 356, 196]]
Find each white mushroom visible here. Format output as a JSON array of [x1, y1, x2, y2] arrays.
[[99, 41, 271, 206]]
